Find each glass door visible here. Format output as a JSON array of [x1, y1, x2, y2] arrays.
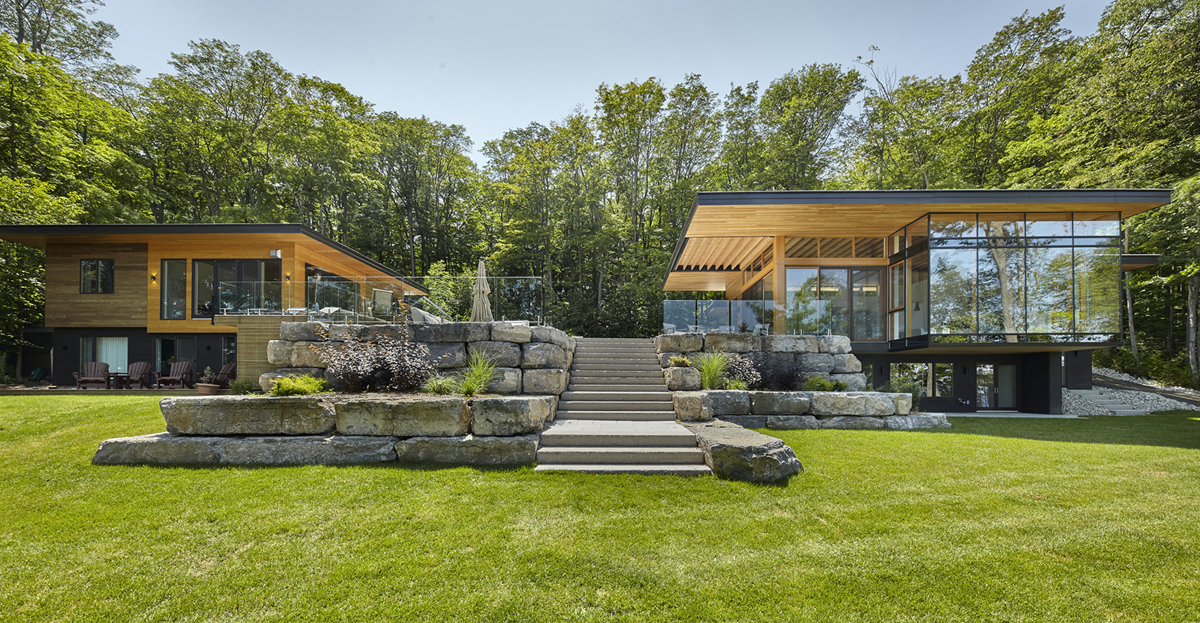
[[976, 364, 1017, 410]]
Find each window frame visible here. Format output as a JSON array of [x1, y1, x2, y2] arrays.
[[79, 259, 115, 294]]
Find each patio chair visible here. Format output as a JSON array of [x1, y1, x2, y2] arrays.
[[155, 361, 194, 389], [212, 362, 236, 389], [662, 323, 677, 334], [73, 361, 110, 389], [125, 361, 154, 389], [28, 367, 47, 383]]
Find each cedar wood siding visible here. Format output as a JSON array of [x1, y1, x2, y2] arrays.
[[45, 243, 148, 328]]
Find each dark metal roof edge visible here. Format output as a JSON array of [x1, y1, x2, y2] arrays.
[[694, 188, 1174, 206], [298, 229, 426, 294], [662, 196, 701, 290]]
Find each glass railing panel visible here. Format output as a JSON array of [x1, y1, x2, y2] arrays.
[[696, 300, 731, 333], [730, 300, 773, 334], [662, 300, 697, 333], [216, 281, 282, 314]]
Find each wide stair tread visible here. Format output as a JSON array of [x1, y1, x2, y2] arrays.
[[554, 411, 675, 421], [537, 446, 706, 465], [534, 464, 710, 475]]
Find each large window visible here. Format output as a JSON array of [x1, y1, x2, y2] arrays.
[[156, 337, 196, 373], [81, 336, 127, 373], [80, 259, 114, 294], [161, 259, 187, 319], [194, 259, 282, 317], [786, 267, 883, 340]]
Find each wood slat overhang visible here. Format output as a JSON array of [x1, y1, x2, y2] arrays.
[[663, 188, 1174, 291], [0, 224, 427, 295], [675, 236, 771, 272]]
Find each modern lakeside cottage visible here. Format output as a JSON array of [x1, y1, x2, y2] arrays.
[[0, 224, 426, 387], [661, 189, 1173, 414]]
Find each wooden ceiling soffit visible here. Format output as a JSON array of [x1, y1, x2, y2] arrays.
[[663, 271, 729, 291], [677, 236, 771, 271]]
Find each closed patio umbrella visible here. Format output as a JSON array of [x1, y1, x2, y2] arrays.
[[470, 258, 494, 322]]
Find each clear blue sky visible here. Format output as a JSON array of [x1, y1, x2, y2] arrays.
[[95, 0, 1110, 157]]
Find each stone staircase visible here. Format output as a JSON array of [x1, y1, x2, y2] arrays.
[[1068, 388, 1148, 415], [535, 337, 710, 475]]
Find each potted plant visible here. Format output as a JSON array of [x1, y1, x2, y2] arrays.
[[196, 366, 220, 395]]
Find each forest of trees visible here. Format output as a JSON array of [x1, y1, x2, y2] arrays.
[[2, 0, 1199, 384]]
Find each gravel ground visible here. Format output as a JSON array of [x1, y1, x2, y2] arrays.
[[1062, 389, 1112, 416], [1092, 366, 1200, 398], [1062, 386, 1200, 416]]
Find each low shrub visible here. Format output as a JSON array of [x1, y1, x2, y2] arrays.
[[1094, 347, 1195, 388], [724, 378, 748, 390], [668, 355, 691, 368], [229, 378, 256, 395], [458, 350, 497, 397], [724, 353, 762, 389], [833, 380, 849, 391], [314, 327, 434, 392], [694, 352, 728, 390], [423, 376, 458, 395], [803, 376, 835, 392], [269, 375, 330, 396]]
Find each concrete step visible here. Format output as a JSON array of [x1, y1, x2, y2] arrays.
[[572, 364, 663, 372], [569, 375, 667, 383], [537, 447, 707, 465], [554, 410, 676, 421], [560, 391, 671, 402], [540, 420, 698, 447], [533, 464, 711, 475], [558, 400, 674, 412], [568, 383, 670, 392], [566, 369, 664, 378], [573, 355, 659, 361]]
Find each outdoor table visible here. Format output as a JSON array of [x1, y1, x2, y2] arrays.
[[106, 373, 130, 390]]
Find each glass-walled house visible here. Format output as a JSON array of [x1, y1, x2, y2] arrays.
[[662, 189, 1172, 414]]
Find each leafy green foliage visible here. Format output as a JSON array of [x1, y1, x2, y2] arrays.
[[228, 378, 256, 395], [668, 355, 691, 367], [803, 376, 835, 392], [422, 375, 458, 395], [268, 374, 330, 396]]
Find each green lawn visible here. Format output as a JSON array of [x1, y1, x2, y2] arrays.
[[2, 397, 1199, 622]]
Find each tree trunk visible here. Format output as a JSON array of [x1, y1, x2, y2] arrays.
[[1166, 283, 1175, 358], [1189, 274, 1198, 387]]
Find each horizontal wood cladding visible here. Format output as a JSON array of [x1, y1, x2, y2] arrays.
[[213, 315, 287, 383], [45, 243, 148, 328]]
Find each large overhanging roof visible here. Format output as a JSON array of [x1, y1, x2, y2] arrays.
[[664, 188, 1174, 291]]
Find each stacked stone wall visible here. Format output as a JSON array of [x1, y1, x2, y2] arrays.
[[654, 333, 867, 391], [263, 321, 576, 396]]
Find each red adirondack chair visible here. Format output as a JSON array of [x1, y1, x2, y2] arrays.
[[155, 361, 194, 389], [212, 362, 236, 389], [125, 361, 154, 389], [73, 361, 110, 389]]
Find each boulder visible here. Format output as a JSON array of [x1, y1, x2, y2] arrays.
[[425, 342, 466, 369], [832, 354, 862, 374], [280, 322, 326, 342], [766, 415, 820, 429], [664, 367, 701, 391], [706, 390, 750, 415], [749, 391, 810, 415], [717, 415, 766, 428], [414, 322, 490, 343], [468, 341, 521, 368], [820, 416, 886, 430], [703, 333, 759, 353], [93, 433, 221, 465], [658, 351, 684, 368], [654, 333, 702, 354], [683, 420, 802, 484], [521, 342, 567, 369], [491, 323, 532, 344], [530, 326, 554, 343], [890, 392, 913, 415], [471, 396, 553, 436], [808, 393, 866, 416], [93, 433, 397, 465], [763, 335, 816, 353], [829, 373, 868, 391], [816, 335, 852, 354], [851, 393, 896, 416], [258, 372, 286, 393], [162, 396, 335, 436], [290, 342, 327, 368], [329, 324, 370, 341], [487, 368, 522, 394], [335, 395, 470, 437], [884, 414, 951, 429], [395, 434, 539, 465], [672, 391, 712, 421], [522, 369, 568, 394], [266, 340, 294, 366], [798, 353, 835, 373]]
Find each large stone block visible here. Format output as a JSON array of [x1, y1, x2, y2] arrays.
[[414, 322, 490, 343], [798, 353, 835, 373], [820, 416, 885, 430], [363, 325, 411, 342], [717, 415, 766, 428], [521, 342, 567, 369], [329, 324, 370, 341], [487, 368, 522, 394], [290, 341, 327, 368], [684, 420, 802, 484], [335, 396, 470, 437], [672, 391, 711, 421], [884, 414, 950, 429], [664, 367, 701, 391], [890, 392, 913, 415], [491, 323, 532, 344], [469, 341, 522, 368], [395, 434, 538, 465], [766, 415, 820, 429], [659, 351, 684, 368], [471, 396, 553, 436], [750, 391, 811, 415], [266, 340, 294, 366], [830, 373, 868, 391], [280, 322, 326, 342], [763, 335, 816, 353], [654, 333, 702, 354], [162, 396, 335, 436], [425, 342, 466, 369], [93, 433, 221, 465], [832, 354, 862, 374], [816, 335, 852, 354], [530, 326, 553, 343], [706, 390, 750, 415], [808, 393, 867, 416], [847, 392, 896, 416], [551, 329, 573, 351], [703, 333, 759, 353], [522, 369, 568, 395]]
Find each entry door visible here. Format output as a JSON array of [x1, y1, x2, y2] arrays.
[[976, 364, 1017, 410]]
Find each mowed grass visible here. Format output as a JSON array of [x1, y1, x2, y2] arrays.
[[2, 397, 1199, 622]]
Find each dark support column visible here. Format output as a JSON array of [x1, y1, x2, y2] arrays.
[[1018, 352, 1063, 414], [954, 362, 977, 412], [868, 361, 889, 390], [1064, 350, 1092, 390]]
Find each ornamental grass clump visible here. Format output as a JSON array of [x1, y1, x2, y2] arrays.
[[313, 325, 433, 393], [269, 375, 330, 396], [458, 350, 497, 397], [422, 376, 458, 395], [694, 352, 728, 390]]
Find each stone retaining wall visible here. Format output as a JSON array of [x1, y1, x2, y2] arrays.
[[262, 321, 576, 396], [94, 394, 555, 466], [654, 333, 867, 391]]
